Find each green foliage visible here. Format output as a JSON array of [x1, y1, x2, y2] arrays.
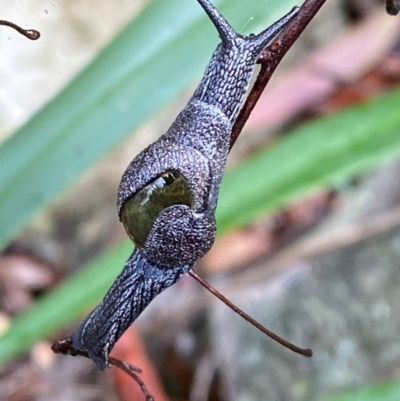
[[319, 380, 400, 401], [1, 7, 400, 401], [218, 89, 400, 231]]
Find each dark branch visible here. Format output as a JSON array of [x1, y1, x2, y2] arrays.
[[0, 19, 40, 40], [230, 0, 327, 149]]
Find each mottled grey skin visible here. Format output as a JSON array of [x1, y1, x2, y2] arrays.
[[72, 0, 298, 371]]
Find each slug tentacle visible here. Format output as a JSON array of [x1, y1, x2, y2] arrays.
[[192, 3, 298, 124], [196, 0, 237, 43], [249, 7, 299, 54]]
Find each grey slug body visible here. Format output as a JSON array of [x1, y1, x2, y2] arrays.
[[72, 0, 298, 371]]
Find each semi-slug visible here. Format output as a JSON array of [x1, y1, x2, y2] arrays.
[[71, 0, 298, 371]]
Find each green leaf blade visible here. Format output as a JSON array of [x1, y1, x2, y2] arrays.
[[217, 89, 400, 231]]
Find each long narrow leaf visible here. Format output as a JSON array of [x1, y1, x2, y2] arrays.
[[218, 89, 400, 231], [319, 380, 400, 401]]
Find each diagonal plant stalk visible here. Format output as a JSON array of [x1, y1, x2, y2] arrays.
[[231, 0, 327, 148]]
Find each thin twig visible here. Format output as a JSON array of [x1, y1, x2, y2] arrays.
[[189, 269, 312, 357], [0, 19, 40, 40], [108, 357, 154, 401], [230, 0, 327, 149], [51, 336, 154, 401]]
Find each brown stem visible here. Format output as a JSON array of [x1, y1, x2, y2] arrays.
[[108, 357, 154, 401], [51, 337, 154, 401], [230, 0, 327, 149], [0, 19, 40, 40], [189, 269, 312, 357]]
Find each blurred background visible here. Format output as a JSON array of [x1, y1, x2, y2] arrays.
[[1, 0, 400, 400]]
